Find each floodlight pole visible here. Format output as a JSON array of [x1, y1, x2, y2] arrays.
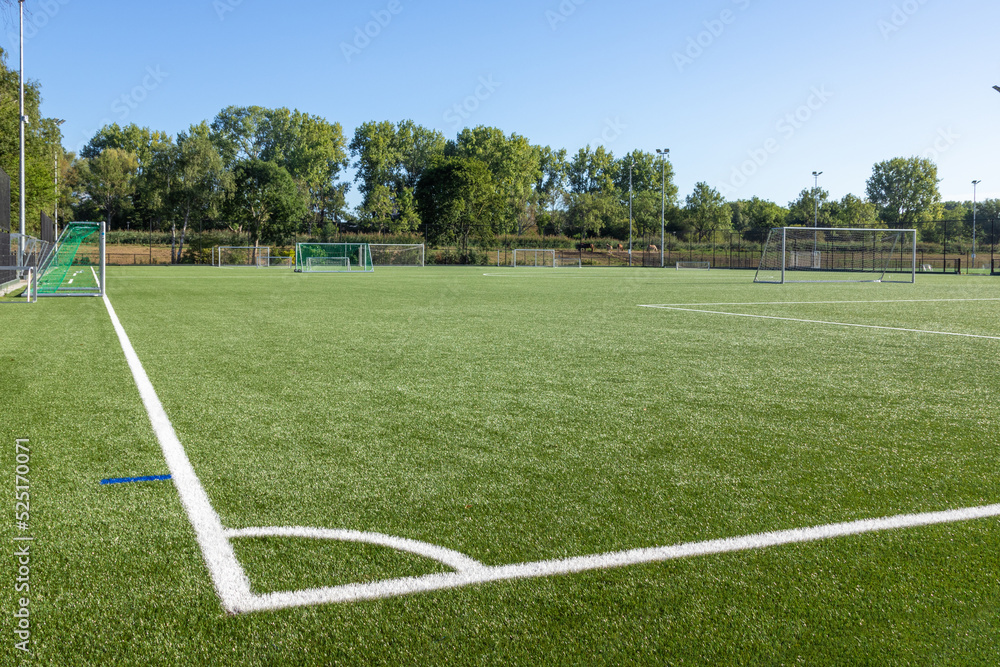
[[972, 180, 981, 267], [18, 0, 26, 268], [811, 171, 822, 253], [656, 148, 670, 268], [628, 156, 633, 267], [54, 119, 65, 238]]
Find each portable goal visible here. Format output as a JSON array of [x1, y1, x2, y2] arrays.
[[35, 222, 106, 297], [513, 249, 555, 267], [214, 246, 271, 268], [676, 261, 710, 270], [754, 227, 916, 284], [369, 244, 424, 267], [295, 243, 373, 273]]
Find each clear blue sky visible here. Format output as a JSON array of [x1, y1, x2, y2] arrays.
[[3, 0, 999, 208]]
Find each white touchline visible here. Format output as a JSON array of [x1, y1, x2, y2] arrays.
[[102, 292, 1000, 614], [102, 294, 255, 614], [652, 298, 1000, 308], [641, 305, 1000, 341]]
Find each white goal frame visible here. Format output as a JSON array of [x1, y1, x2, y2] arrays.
[[214, 246, 271, 268], [676, 261, 710, 270], [513, 249, 556, 268], [369, 244, 425, 267], [754, 227, 917, 284]]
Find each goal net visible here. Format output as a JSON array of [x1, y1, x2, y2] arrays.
[[754, 227, 916, 284], [36, 222, 106, 297], [555, 255, 582, 268], [295, 243, 373, 273], [513, 249, 555, 267], [676, 261, 710, 270], [215, 246, 271, 268], [370, 244, 424, 267]]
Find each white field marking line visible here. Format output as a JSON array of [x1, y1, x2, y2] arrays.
[[652, 298, 1000, 308], [237, 503, 1000, 612], [225, 527, 485, 573], [640, 305, 1000, 341], [101, 294, 254, 614]]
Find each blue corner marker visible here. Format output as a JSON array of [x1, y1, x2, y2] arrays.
[[100, 474, 172, 486]]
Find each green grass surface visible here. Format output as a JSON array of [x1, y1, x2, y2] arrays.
[[2, 266, 999, 665]]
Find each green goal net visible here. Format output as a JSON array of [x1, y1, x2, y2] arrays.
[[295, 243, 373, 273], [37, 222, 105, 296]]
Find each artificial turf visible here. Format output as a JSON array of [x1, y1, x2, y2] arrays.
[[2, 266, 998, 665]]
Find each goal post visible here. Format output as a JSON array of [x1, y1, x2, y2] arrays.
[[754, 227, 916, 284], [369, 244, 425, 267], [215, 246, 271, 268], [676, 261, 710, 270], [295, 243, 373, 273], [513, 249, 556, 267], [35, 222, 106, 297]]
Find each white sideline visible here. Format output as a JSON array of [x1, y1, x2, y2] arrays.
[[101, 294, 255, 614], [103, 292, 1000, 613], [641, 305, 1000, 341]]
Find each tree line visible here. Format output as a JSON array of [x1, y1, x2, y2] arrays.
[[2, 47, 997, 262]]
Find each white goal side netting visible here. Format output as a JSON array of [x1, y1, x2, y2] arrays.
[[754, 227, 916, 284]]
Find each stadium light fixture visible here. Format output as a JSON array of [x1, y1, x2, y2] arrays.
[[972, 180, 982, 263], [656, 149, 670, 268], [993, 85, 1000, 94]]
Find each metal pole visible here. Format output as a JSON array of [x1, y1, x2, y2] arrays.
[[657, 148, 669, 268], [628, 157, 633, 267], [18, 0, 26, 268], [811, 171, 822, 253], [972, 180, 981, 269]]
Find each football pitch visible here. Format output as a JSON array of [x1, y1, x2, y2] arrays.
[[3, 266, 999, 664]]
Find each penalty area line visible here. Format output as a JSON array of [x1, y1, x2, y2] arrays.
[[640, 305, 1000, 341]]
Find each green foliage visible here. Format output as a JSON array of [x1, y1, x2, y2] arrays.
[[416, 156, 501, 254], [866, 156, 942, 227], [684, 181, 730, 240], [224, 159, 307, 246]]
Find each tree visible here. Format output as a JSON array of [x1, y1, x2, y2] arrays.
[[565, 192, 623, 238], [567, 146, 617, 195], [786, 187, 831, 228], [734, 197, 787, 242], [865, 156, 941, 227], [76, 148, 139, 228], [171, 122, 230, 262], [448, 126, 540, 236], [684, 182, 730, 240], [416, 156, 500, 258], [828, 194, 879, 229], [224, 159, 307, 249], [0, 46, 62, 234]]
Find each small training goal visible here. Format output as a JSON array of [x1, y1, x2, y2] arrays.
[[676, 261, 710, 270], [214, 246, 271, 268], [295, 243, 373, 273], [513, 249, 555, 267], [369, 244, 424, 267], [754, 227, 916, 284]]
